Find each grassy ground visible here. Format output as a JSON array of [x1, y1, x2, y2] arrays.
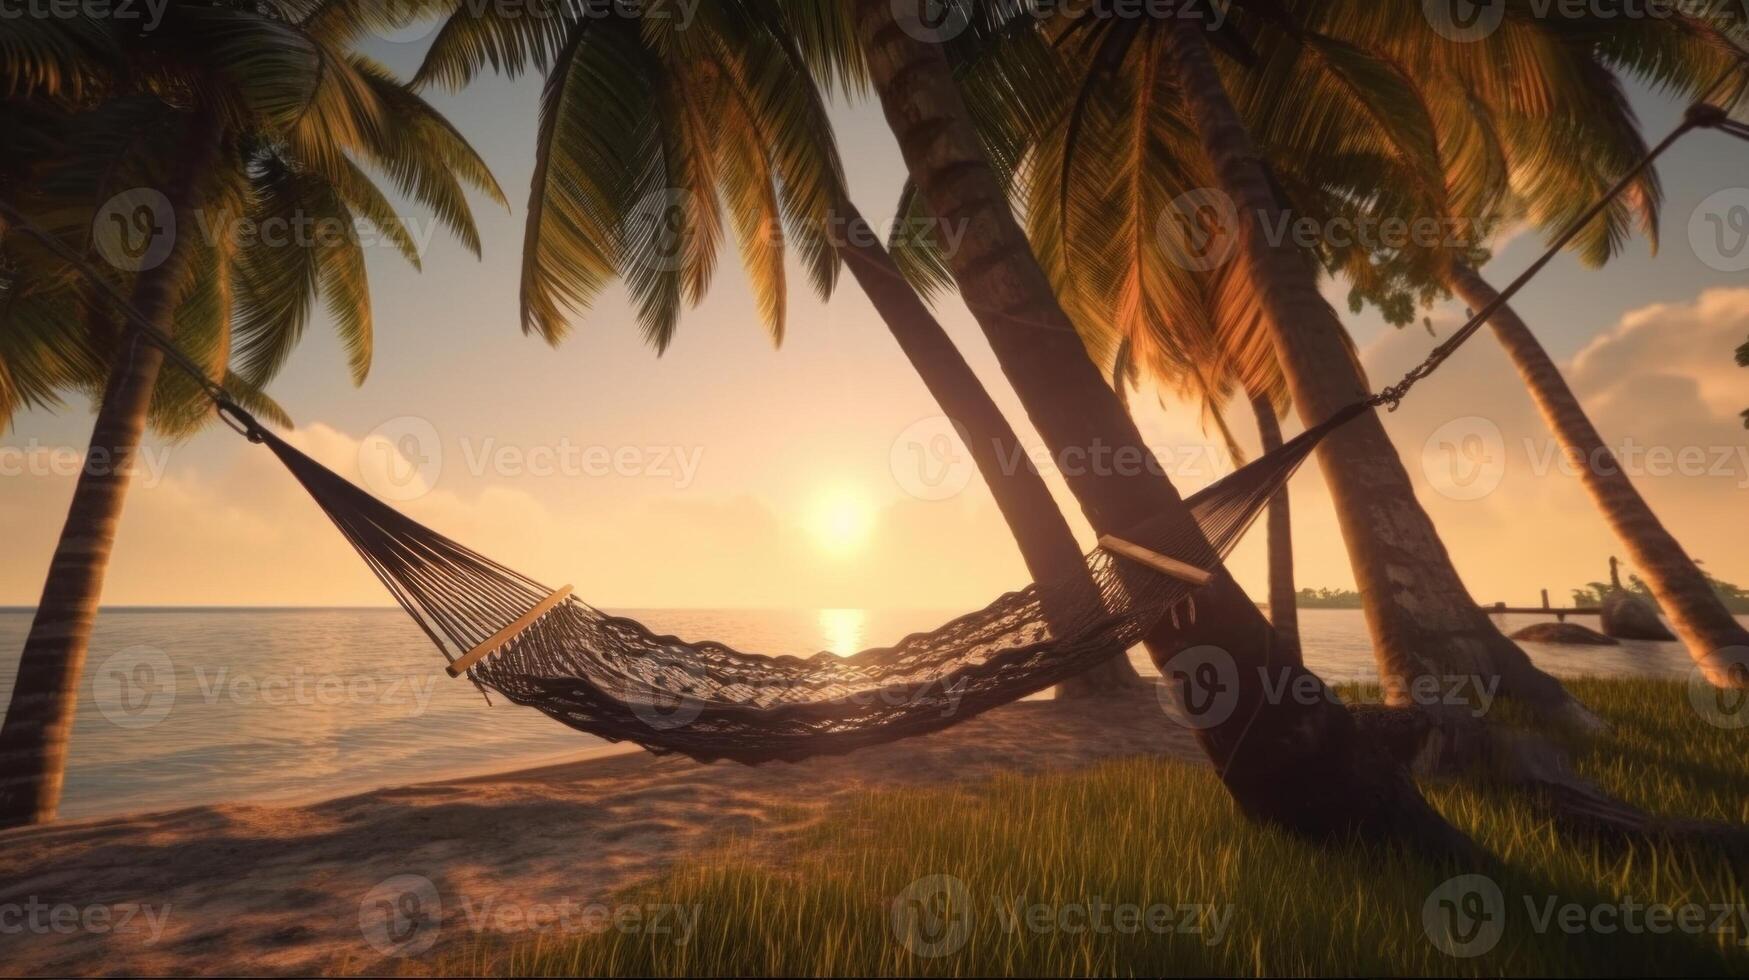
[[433, 678, 1749, 977]]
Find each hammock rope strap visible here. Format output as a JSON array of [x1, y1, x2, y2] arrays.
[[3, 104, 1738, 762], [1370, 102, 1734, 410]]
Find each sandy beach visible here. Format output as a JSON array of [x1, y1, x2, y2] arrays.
[[0, 687, 1200, 977]]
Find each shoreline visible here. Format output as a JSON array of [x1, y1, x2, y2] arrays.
[[0, 687, 1200, 977]]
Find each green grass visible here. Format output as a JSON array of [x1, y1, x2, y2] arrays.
[[434, 678, 1749, 977]]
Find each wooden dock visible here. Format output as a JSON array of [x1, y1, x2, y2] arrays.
[[1481, 589, 1600, 623]]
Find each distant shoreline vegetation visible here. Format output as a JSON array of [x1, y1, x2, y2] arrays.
[[1294, 576, 1749, 614], [1293, 588, 1366, 609], [1572, 571, 1749, 615]]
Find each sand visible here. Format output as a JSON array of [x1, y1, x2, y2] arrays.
[[0, 687, 1201, 977]]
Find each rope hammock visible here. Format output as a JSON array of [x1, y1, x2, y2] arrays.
[[4, 104, 1739, 764], [244, 402, 1350, 762]]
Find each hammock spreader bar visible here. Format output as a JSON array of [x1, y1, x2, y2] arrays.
[[3, 104, 1740, 762], [448, 585, 575, 678]]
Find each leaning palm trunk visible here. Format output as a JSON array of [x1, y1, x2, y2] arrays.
[[834, 202, 1142, 696], [1159, 16, 1588, 725], [0, 116, 220, 828], [852, 0, 1477, 856], [1448, 262, 1749, 688], [1250, 393, 1300, 663]]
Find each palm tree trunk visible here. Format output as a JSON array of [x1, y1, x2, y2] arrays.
[[0, 114, 220, 828], [1159, 15, 1589, 726], [1250, 393, 1300, 664], [853, 0, 1478, 856], [834, 201, 1142, 696], [1448, 262, 1749, 688]]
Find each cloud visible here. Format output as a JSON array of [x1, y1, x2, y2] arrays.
[[1329, 287, 1749, 601], [1569, 287, 1749, 423]]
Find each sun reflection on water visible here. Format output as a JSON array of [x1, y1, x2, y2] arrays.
[[818, 608, 867, 657]]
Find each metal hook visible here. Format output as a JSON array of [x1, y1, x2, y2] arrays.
[[215, 400, 264, 444]]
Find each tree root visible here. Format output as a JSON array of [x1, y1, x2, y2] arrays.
[[1470, 728, 1749, 859], [1351, 704, 1749, 860]]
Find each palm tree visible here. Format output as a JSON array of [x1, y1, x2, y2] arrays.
[[849, 0, 1474, 853], [1226, 2, 1749, 687], [0, 3, 505, 827], [905, 1, 1584, 719], [885, 0, 1749, 843], [1016, 25, 1307, 661], [1739, 335, 1748, 428], [1248, 392, 1300, 657], [1149, 6, 1608, 722], [407, 1, 1143, 695]]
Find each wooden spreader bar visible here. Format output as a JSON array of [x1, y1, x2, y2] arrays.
[[447, 585, 574, 678], [1097, 536, 1213, 587]]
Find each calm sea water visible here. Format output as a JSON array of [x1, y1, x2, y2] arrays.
[[0, 606, 1721, 821]]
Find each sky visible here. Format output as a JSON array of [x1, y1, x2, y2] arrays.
[[2, 30, 1748, 611]]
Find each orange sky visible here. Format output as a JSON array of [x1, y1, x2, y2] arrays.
[[3, 73, 1747, 611]]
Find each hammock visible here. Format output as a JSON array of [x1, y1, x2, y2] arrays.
[[4, 104, 1732, 764], [239, 400, 1357, 763]]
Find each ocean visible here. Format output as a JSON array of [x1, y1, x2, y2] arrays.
[[0, 606, 1720, 821]]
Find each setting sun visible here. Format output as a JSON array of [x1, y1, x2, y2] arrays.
[[807, 487, 877, 557]]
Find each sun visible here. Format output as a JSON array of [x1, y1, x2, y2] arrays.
[[808, 487, 876, 557]]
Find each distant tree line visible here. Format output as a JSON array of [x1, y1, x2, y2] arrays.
[[1574, 570, 1749, 614], [1293, 588, 1366, 610]]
